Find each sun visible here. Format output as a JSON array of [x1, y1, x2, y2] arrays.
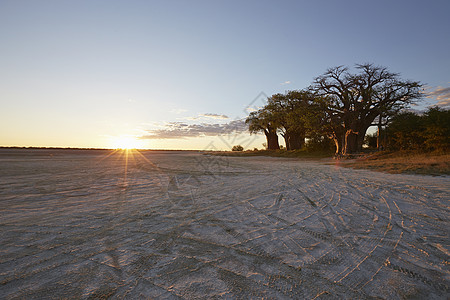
[[112, 136, 142, 150]]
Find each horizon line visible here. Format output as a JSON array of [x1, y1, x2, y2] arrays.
[[0, 146, 226, 152]]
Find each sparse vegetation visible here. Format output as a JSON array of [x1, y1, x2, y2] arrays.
[[213, 148, 449, 175], [340, 151, 450, 175], [211, 148, 333, 159]]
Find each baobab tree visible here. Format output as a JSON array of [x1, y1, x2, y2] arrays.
[[245, 108, 280, 150], [311, 63, 423, 155], [265, 91, 305, 150]]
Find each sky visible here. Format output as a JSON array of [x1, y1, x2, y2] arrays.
[[1, 0, 449, 150]]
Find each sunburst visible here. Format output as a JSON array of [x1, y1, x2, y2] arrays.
[[112, 136, 142, 150]]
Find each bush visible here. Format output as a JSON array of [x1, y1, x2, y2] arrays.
[[385, 112, 424, 150], [231, 145, 244, 151], [422, 107, 450, 151], [304, 135, 334, 152], [385, 107, 449, 152]]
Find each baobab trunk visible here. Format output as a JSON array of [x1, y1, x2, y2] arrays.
[[343, 125, 371, 154], [331, 132, 345, 157], [287, 131, 305, 150], [282, 133, 290, 150], [377, 115, 383, 150], [284, 132, 304, 150], [356, 128, 368, 152], [344, 131, 358, 155], [265, 131, 280, 150], [333, 138, 341, 157]]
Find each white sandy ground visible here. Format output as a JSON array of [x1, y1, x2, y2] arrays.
[[0, 149, 449, 299]]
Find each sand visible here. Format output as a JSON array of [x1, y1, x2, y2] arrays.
[[0, 149, 449, 299]]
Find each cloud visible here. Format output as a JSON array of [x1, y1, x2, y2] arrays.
[[281, 81, 291, 85], [199, 113, 229, 119], [185, 113, 230, 121], [140, 119, 247, 139], [426, 86, 450, 107]]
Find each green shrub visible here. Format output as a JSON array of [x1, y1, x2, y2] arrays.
[[385, 107, 449, 152]]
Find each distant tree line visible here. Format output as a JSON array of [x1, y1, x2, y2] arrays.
[[245, 63, 428, 156]]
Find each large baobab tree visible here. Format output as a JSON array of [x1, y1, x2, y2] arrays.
[[312, 63, 423, 155], [265, 90, 317, 150], [245, 108, 280, 150]]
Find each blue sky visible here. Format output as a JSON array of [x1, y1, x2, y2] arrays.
[[1, 0, 449, 149]]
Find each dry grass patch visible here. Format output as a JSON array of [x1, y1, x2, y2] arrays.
[[209, 149, 333, 160], [343, 151, 450, 175]]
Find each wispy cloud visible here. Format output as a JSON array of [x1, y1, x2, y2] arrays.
[[281, 80, 291, 85], [426, 86, 450, 107], [199, 113, 229, 119], [186, 113, 230, 120], [140, 119, 247, 139]]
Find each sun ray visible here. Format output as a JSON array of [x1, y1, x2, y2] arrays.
[[133, 149, 161, 170], [95, 148, 121, 164], [123, 149, 129, 186]]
